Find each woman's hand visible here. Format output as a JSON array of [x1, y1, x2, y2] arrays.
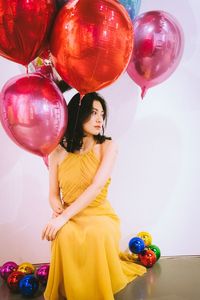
[[50, 199, 64, 215], [42, 215, 68, 241]]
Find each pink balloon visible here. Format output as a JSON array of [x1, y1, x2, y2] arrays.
[[0, 74, 68, 156], [127, 11, 184, 98]]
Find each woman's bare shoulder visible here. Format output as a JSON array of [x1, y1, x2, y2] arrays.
[[49, 144, 67, 165], [101, 139, 118, 153]]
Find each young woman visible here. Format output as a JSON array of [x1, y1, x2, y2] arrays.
[[42, 92, 146, 300]]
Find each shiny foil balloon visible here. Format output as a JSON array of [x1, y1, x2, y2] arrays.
[[139, 249, 157, 268], [17, 263, 35, 275], [148, 244, 161, 260], [120, 0, 141, 21], [36, 264, 50, 285], [0, 73, 68, 156], [0, 261, 18, 280], [7, 271, 24, 293], [127, 11, 184, 98], [19, 275, 39, 297], [129, 237, 145, 254], [137, 231, 152, 247], [0, 0, 56, 65], [50, 0, 133, 94]]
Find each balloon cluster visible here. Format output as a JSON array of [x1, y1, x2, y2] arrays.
[[0, 261, 49, 297], [129, 231, 161, 268], [0, 0, 184, 157]]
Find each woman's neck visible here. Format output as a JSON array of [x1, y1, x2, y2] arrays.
[[81, 136, 96, 153]]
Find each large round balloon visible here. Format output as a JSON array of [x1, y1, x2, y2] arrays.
[[120, 0, 141, 21], [127, 11, 184, 98], [0, 74, 68, 156], [50, 0, 133, 94], [0, 0, 56, 65]]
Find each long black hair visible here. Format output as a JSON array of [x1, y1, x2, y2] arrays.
[[60, 92, 111, 153]]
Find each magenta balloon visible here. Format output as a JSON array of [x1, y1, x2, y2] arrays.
[[127, 11, 184, 98], [0, 74, 68, 156]]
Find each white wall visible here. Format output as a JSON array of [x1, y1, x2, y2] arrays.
[[0, 0, 199, 265]]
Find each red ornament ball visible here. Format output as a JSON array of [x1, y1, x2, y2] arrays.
[[7, 271, 24, 293], [138, 249, 157, 268]]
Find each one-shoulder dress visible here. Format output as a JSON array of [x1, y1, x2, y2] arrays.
[[44, 148, 146, 300]]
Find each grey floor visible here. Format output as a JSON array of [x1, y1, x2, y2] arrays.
[[0, 256, 200, 300]]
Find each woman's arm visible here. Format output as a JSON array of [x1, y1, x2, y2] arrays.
[[48, 148, 64, 215], [61, 140, 118, 220]]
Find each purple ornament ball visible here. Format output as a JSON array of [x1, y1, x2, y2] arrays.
[[35, 264, 50, 285], [0, 262, 18, 280]]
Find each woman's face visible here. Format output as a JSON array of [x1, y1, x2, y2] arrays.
[[83, 100, 104, 136]]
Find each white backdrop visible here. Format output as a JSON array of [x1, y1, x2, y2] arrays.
[[0, 0, 199, 265]]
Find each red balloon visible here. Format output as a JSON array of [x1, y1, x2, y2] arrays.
[[0, 0, 56, 65], [7, 271, 24, 293], [50, 0, 133, 94], [127, 11, 184, 98], [138, 249, 157, 268], [0, 74, 68, 156]]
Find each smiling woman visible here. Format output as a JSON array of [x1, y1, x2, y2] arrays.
[[42, 92, 146, 300]]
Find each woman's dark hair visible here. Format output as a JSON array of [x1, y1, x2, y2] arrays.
[[60, 92, 111, 153]]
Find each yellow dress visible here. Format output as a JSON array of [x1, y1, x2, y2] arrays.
[[44, 148, 146, 300]]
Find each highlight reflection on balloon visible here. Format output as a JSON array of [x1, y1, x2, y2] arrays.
[[50, 0, 133, 94], [0, 74, 68, 157], [127, 10, 184, 98]]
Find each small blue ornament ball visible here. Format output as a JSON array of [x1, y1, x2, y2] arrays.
[[129, 237, 145, 254], [19, 274, 39, 297]]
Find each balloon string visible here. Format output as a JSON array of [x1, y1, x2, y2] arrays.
[[79, 94, 84, 105]]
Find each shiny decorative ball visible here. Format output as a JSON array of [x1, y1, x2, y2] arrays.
[[17, 262, 35, 275], [129, 237, 145, 254], [7, 271, 24, 293], [138, 249, 157, 268], [137, 231, 152, 246], [148, 244, 161, 260], [36, 264, 50, 285], [0, 261, 18, 280], [19, 274, 39, 297]]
